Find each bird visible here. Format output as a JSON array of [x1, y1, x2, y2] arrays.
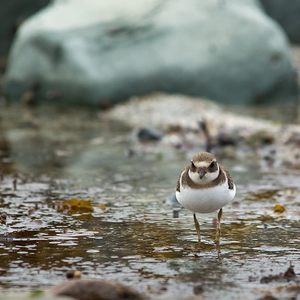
[[175, 151, 236, 245]]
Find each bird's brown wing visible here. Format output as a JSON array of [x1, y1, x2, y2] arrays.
[[176, 167, 187, 192], [223, 168, 234, 190], [176, 175, 181, 192]]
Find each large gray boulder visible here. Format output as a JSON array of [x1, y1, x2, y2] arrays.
[[260, 0, 300, 44], [3, 0, 298, 105]]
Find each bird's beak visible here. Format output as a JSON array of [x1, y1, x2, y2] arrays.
[[198, 169, 206, 179]]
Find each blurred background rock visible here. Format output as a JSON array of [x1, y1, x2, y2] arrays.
[[0, 0, 299, 106]]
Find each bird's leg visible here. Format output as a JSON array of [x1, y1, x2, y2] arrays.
[[215, 208, 223, 246], [193, 213, 201, 243]]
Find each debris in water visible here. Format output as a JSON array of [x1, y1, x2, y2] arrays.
[[249, 189, 279, 200], [283, 264, 296, 280], [273, 204, 286, 213], [55, 199, 93, 214], [260, 265, 297, 283], [12, 173, 18, 191]]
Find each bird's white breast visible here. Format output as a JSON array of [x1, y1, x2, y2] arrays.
[[176, 180, 236, 213]]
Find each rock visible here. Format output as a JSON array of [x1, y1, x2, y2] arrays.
[[172, 209, 180, 218], [0, 212, 7, 225], [258, 295, 278, 300], [66, 270, 81, 280], [283, 265, 296, 280], [247, 130, 275, 146], [260, 265, 297, 284], [4, 0, 298, 105], [260, 0, 300, 44], [52, 279, 145, 300], [216, 131, 237, 147], [106, 93, 300, 165], [136, 127, 163, 142], [106, 94, 278, 133], [193, 285, 204, 295]]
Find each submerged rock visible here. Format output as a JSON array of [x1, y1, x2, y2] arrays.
[[4, 0, 297, 105], [257, 295, 279, 300], [52, 279, 145, 300]]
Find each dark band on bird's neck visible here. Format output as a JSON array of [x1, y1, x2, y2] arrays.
[[182, 166, 226, 189]]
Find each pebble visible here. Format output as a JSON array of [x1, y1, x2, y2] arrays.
[[52, 279, 146, 300], [136, 127, 163, 142], [66, 270, 81, 280]]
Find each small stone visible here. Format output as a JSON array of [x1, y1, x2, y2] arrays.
[[137, 128, 163, 142], [172, 209, 179, 218], [0, 213, 7, 225], [217, 131, 237, 147], [258, 295, 278, 300], [250, 130, 275, 146], [52, 279, 145, 300], [66, 270, 81, 280], [260, 274, 280, 284], [248, 275, 258, 282], [193, 285, 204, 295]]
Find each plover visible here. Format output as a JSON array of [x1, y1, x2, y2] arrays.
[[176, 152, 236, 244]]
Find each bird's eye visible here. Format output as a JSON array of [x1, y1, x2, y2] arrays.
[[191, 161, 196, 170], [208, 161, 217, 171]]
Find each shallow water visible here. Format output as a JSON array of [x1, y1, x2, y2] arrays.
[[0, 104, 299, 300]]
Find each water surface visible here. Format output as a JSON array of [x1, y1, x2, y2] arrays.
[[0, 104, 299, 300]]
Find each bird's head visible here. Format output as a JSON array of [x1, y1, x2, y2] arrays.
[[188, 152, 219, 184]]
